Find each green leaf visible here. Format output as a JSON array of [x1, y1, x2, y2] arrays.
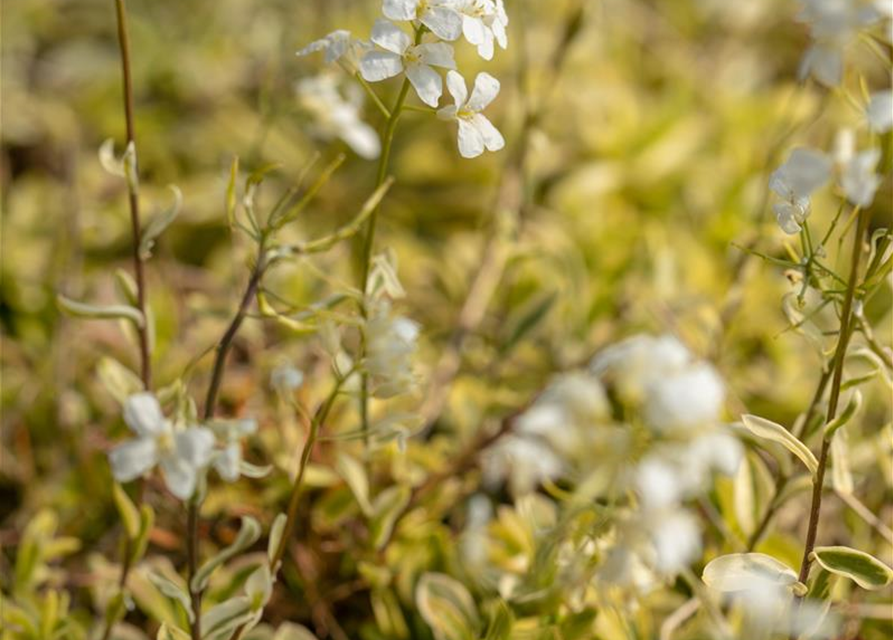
[[824, 391, 862, 440], [130, 503, 155, 564], [147, 571, 193, 623], [811, 546, 893, 590], [369, 485, 410, 550], [335, 453, 372, 517], [272, 623, 320, 640], [416, 573, 481, 640], [741, 414, 818, 476], [156, 623, 191, 640], [483, 599, 513, 640], [139, 185, 182, 260], [57, 295, 145, 327], [268, 513, 287, 565], [200, 597, 255, 638], [97, 357, 145, 404], [191, 516, 261, 592], [113, 269, 139, 306], [112, 483, 140, 540], [702, 553, 798, 592]]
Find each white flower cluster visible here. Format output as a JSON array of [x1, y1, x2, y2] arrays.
[[796, 0, 891, 86], [296, 75, 382, 160], [490, 335, 742, 587], [298, 0, 507, 158], [363, 254, 420, 399], [769, 121, 884, 235], [591, 335, 742, 582], [108, 393, 258, 500]]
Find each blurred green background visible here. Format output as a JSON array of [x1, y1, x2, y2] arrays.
[[2, 0, 891, 635]]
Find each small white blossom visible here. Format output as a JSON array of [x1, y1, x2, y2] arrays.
[[590, 334, 690, 403], [270, 364, 304, 395], [866, 90, 893, 133], [797, 0, 883, 86], [360, 19, 456, 107], [297, 75, 381, 159], [383, 0, 463, 41], [108, 393, 214, 500], [484, 436, 565, 495], [365, 300, 419, 398], [437, 70, 504, 158], [453, 0, 509, 60], [644, 362, 726, 433], [209, 418, 257, 482], [296, 30, 372, 73], [769, 148, 833, 234], [834, 129, 881, 207]]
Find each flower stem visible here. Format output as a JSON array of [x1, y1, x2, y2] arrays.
[[101, 3, 149, 637], [796, 208, 869, 588], [186, 498, 202, 640]]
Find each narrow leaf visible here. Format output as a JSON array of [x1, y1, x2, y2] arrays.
[[742, 414, 818, 476], [191, 516, 261, 592], [112, 483, 140, 540], [824, 391, 862, 440], [335, 453, 372, 516], [57, 295, 144, 327], [147, 572, 193, 622], [268, 513, 287, 565], [139, 185, 182, 260], [702, 553, 798, 592], [416, 573, 481, 640], [370, 485, 410, 550], [812, 546, 893, 590]]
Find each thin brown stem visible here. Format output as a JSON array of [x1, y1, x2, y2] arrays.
[[796, 208, 869, 588], [187, 499, 201, 639], [101, 3, 149, 638]]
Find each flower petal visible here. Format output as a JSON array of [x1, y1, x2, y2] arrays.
[[382, 0, 418, 21], [405, 63, 443, 107], [360, 51, 404, 82], [421, 6, 462, 41], [457, 118, 485, 158], [175, 427, 215, 468], [123, 393, 165, 437], [467, 72, 500, 111], [214, 443, 241, 482], [371, 19, 412, 54], [470, 113, 504, 152], [444, 70, 467, 107], [109, 437, 158, 482], [160, 455, 197, 500], [417, 42, 456, 69]]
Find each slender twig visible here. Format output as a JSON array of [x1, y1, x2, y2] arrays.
[[796, 209, 869, 588], [100, 3, 150, 638], [186, 498, 202, 639]]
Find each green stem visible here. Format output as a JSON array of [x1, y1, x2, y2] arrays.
[[796, 208, 869, 588]]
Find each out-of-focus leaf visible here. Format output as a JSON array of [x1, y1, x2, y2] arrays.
[[139, 185, 182, 260], [811, 546, 893, 590], [482, 599, 513, 640], [369, 485, 410, 550], [824, 391, 862, 440], [272, 623, 319, 640], [416, 573, 481, 640], [57, 295, 145, 327], [335, 453, 372, 516], [147, 572, 193, 623], [98, 357, 144, 404], [742, 414, 818, 476], [702, 553, 798, 592], [112, 483, 140, 540], [191, 516, 261, 592], [268, 513, 287, 565]]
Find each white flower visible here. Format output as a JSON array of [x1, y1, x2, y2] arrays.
[[834, 129, 881, 207], [209, 419, 257, 482], [296, 30, 372, 74], [360, 19, 456, 107], [453, 0, 509, 60], [484, 436, 565, 495], [297, 75, 381, 159], [108, 393, 214, 500], [648, 509, 702, 575], [590, 334, 690, 404], [383, 0, 462, 41], [437, 70, 504, 158], [644, 362, 726, 433], [866, 90, 893, 133], [769, 148, 833, 234], [796, 0, 883, 86], [365, 300, 419, 398]]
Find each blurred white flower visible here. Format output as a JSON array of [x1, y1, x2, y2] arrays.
[[383, 0, 462, 41], [648, 509, 702, 575], [453, 0, 509, 60], [866, 90, 893, 133], [365, 300, 419, 398], [210, 418, 257, 482], [797, 0, 883, 86], [834, 130, 881, 207], [769, 147, 832, 234], [484, 436, 565, 495], [437, 71, 504, 157], [270, 364, 304, 395], [108, 393, 214, 500], [644, 362, 725, 433], [590, 334, 690, 403], [296, 30, 372, 73], [296, 75, 381, 159], [360, 19, 456, 107]]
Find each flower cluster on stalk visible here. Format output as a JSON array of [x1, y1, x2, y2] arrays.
[[297, 0, 508, 158]]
